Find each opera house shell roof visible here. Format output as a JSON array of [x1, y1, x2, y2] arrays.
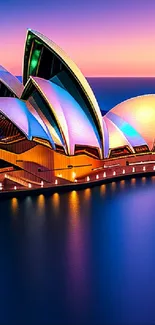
[[0, 28, 155, 189]]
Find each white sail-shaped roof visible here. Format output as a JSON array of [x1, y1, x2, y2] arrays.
[[0, 97, 53, 144], [103, 116, 134, 153], [0, 66, 23, 98], [23, 29, 104, 157], [106, 95, 154, 150], [23, 77, 101, 156]]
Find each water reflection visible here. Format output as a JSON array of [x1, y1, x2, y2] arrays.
[[83, 188, 91, 202], [37, 194, 45, 216], [131, 178, 136, 187], [120, 179, 125, 189], [25, 196, 33, 209], [68, 190, 79, 227], [51, 192, 60, 215], [142, 176, 146, 185], [11, 197, 18, 217], [66, 190, 90, 313], [111, 181, 116, 192], [151, 175, 155, 184], [100, 184, 106, 196], [2, 176, 155, 325]]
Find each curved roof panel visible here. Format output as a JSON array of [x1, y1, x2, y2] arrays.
[[108, 95, 155, 150], [26, 99, 56, 148], [0, 66, 23, 98], [103, 116, 133, 152], [22, 77, 68, 152], [29, 76, 70, 153], [106, 111, 146, 148], [102, 118, 109, 158], [22, 77, 101, 155], [0, 97, 52, 144], [23, 29, 104, 156], [47, 79, 101, 155]]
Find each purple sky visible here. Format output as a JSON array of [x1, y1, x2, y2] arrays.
[[1, 0, 155, 76]]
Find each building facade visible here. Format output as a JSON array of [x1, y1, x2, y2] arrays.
[[0, 29, 155, 190]]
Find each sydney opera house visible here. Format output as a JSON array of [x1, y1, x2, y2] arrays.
[[0, 29, 155, 192]]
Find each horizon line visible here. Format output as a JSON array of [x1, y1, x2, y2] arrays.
[[16, 75, 155, 79], [86, 75, 155, 78]]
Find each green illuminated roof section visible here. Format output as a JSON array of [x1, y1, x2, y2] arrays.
[[29, 48, 41, 76], [27, 33, 32, 43]]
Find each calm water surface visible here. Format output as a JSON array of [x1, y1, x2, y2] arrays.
[[1, 177, 155, 325]]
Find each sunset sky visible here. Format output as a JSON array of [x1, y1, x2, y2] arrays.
[[1, 0, 155, 77]]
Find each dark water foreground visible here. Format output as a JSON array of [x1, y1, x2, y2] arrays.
[[1, 176, 155, 325]]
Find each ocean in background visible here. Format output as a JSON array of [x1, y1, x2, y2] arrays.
[[17, 76, 155, 114], [88, 77, 155, 114]]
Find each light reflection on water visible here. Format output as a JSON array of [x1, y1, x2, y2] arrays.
[[119, 179, 125, 189], [51, 192, 60, 215], [83, 188, 92, 201], [151, 175, 155, 183], [11, 197, 18, 216], [131, 177, 136, 187], [111, 181, 117, 192], [100, 184, 106, 196], [66, 189, 91, 316], [37, 194, 45, 215], [141, 176, 146, 185], [1, 176, 155, 325]]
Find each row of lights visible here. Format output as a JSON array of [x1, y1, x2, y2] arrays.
[[12, 180, 55, 191], [1, 179, 58, 191], [0, 181, 45, 191], [85, 164, 155, 182], [1, 163, 155, 191]]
